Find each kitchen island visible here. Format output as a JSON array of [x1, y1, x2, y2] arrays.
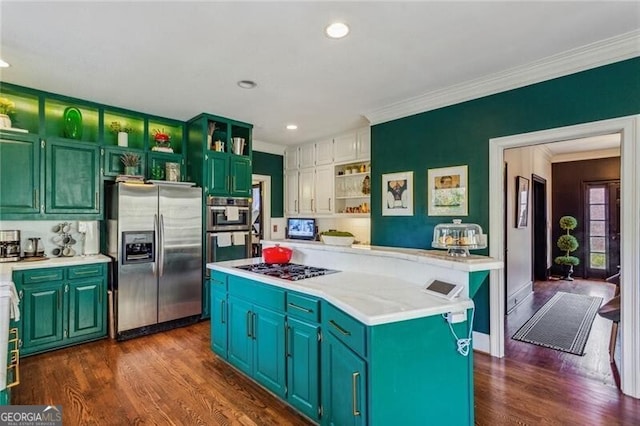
[[207, 241, 502, 425]]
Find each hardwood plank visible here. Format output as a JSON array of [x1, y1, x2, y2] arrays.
[[13, 320, 639, 425]]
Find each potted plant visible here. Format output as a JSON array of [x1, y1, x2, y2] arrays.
[[0, 97, 16, 129], [152, 128, 173, 152], [110, 121, 133, 147], [554, 215, 580, 280], [120, 152, 141, 176]]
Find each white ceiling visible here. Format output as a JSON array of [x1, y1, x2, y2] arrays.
[[1, 1, 639, 147]]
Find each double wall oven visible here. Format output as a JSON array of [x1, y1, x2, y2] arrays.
[[205, 196, 252, 277]]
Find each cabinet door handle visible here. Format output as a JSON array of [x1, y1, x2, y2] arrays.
[[311, 198, 314, 211], [58, 290, 61, 310], [18, 290, 23, 299], [98, 289, 102, 304], [288, 302, 312, 313], [33, 189, 38, 209], [65, 284, 69, 293], [295, 200, 298, 212], [251, 312, 257, 340], [220, 300, 226, 324], [285, 324, 291, 358], [74, 269, 99, 276], [95, 191, 99, 209], [352, 372, 361, 416], [329, 197, 331, 210], [329, 320, 351, 336], [246, 311, 252, 338]]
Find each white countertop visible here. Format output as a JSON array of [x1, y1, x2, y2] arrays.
[[208, 258, 474, 326], [0, 254, 111, 281], [261, 239, 503, 272]]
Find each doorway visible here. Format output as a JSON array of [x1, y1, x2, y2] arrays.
[[584, 180, 620, 279], [251, 183, 263, 257], [488, 115, 640, 399], [531, 175, 547, 281]]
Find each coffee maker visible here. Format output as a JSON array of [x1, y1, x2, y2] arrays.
[[0, 230, 21, 262]]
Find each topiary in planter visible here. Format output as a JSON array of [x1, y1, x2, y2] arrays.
[[554, 215, 579, 280]]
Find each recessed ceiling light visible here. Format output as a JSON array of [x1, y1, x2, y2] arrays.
[[286, 124, 298, 130], [237, 80, 257, 89], [325, 22, 350, 39], [0, 59, 9, 68]]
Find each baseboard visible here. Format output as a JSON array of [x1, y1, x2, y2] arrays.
[[473, 332, 491, 354]]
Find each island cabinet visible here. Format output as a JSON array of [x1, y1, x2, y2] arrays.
[[210, 269, 474, 425], [286, 292, 321, 420], [226, 275, 286, 398], [12, 263, 107, 356]]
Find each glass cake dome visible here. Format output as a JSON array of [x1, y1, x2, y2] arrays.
[[432, 219, 486, 256]]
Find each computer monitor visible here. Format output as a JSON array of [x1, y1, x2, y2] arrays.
[[287, 218, 316, 240]]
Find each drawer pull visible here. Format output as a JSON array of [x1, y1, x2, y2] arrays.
[[352, 372, 361, 416], [246, 311, 252, 338], [285, 324, 291, 358], [30, 274, 59, 281], [329, 320, 351, 336], [7, 349, 19, 389], [73, 269, 99, 276], [288, 302, 313, 314]]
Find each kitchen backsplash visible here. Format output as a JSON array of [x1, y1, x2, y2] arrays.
[[0, 220, 100, 257]]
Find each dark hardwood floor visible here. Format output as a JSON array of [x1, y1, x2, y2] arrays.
[[14, 319, 640, 425], [505, 277, 619, 386]]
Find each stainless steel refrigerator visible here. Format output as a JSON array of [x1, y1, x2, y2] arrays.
[[107, 183, 202, 339]]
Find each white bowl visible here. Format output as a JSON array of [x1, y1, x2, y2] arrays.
[[321, 235, 355, 246]]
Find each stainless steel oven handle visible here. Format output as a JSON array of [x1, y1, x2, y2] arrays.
[[210, 206, 250, 211]]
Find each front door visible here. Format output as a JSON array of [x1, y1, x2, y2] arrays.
[[584, 181, 620, 279]]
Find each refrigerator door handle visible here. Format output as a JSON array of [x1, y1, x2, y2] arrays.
[[153, 214, 159, 277], [159, 214, 165, 277]]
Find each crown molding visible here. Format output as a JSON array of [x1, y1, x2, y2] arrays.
[[551, 147, 621, 163], [253, 139, 286, 156], [534, 145, 554, 162], [364, 30, 640, 125]]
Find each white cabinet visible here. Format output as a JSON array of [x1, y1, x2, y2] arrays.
[[333, 132, 358, 163], [285, 147, 299, 170], [357, 127, 371, 160], [315, 139, 334, 166], [333, 127, 370, 164], [314, 165, 334, 214], [298, 168, 315, 215], [299, 145, 315, 169], [285, 170, 299, 215]]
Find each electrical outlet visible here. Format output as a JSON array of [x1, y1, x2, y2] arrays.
[[273, 224, 278, 232]]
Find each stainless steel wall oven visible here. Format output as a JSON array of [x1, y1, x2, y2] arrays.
[[205, 196, 252, 276]]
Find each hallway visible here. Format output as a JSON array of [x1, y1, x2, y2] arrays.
[[505, 278, 619, 386]]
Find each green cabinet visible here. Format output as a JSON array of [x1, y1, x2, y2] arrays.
[[323, 332, 367, 426], [0, 132, 40, 216], [287, 316, 320, 420], [45, 139, 100, 214], [13, 263, 108, 356], [224, 275, 286, 397], [186, 113, 253, 198]]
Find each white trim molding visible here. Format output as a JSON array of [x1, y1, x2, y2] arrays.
[[251, 174, 272, 241], [365, 30, 640, 125], [253, 139, 286, 156], [489, 115, 640, 399], [551, 147, 621, 163], [473, 332, 491, 354]]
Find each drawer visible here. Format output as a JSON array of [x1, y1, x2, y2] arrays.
[[21, 268, 63, 284], [323, 302, 366, 358], [210, 271, 228, 290], [228, 275, 285, 312], [68, 263, 104, 280], [286, 292, 320, 323]]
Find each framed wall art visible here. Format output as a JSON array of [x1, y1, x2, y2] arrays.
[[515, 175, 529, 228], [427, 165, 468, 216], [382, 171, 413, 216]]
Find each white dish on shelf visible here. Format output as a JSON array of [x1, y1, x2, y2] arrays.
[[147, 180, 195, 187], [321, 235, 355, 246]]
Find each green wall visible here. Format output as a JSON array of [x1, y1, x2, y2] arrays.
[[371, 57, 640, 333], [253, 151, 284, 218]]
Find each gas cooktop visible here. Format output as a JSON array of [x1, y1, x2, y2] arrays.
[[235, 262, 339, 281]]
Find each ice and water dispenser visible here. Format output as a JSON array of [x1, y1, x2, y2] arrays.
[[121, 231, 155, 264]]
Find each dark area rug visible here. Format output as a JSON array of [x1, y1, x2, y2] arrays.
[[512, 291, 603, 355]]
